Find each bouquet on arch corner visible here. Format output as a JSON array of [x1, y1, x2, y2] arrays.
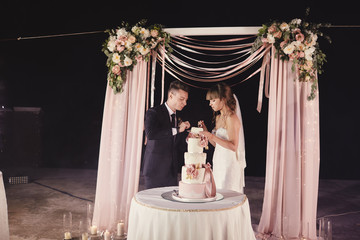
[[102, 19, 172, 94], [251, 11, 331, 100]]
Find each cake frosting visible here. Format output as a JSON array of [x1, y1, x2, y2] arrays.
[[178, 127, 216, 199]]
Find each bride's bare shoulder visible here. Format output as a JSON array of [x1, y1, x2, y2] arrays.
[[227, 112, 240, 126]]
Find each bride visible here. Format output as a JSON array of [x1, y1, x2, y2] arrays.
[[200, 83, 246, 193]]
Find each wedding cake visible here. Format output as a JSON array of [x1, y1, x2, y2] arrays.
[[178, 127, 216, 199]]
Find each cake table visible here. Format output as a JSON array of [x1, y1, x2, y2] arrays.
[[0, 171, 10, 240], [127, 186, 256, 240]]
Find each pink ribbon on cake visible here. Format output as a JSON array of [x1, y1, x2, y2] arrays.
[[203, 163, 216, 198]]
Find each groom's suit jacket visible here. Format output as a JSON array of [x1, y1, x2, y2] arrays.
[[143, 103, 187, 187]]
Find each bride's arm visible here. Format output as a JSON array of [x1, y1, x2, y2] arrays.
[[202, 114, 240, 152], [198, 120, 216, 147]]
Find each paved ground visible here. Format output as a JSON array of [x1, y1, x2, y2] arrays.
[[2, 168, 360, 239]]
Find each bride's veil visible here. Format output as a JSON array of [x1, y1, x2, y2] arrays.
[[233, 94, 247, 170]]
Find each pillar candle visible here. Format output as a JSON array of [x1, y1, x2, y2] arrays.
[[81, 233, 88, 240], [117, 222, 125, 236], [104, 230, 111, 240], [64, 231, 72, 239], [90, 225, 97, 235]]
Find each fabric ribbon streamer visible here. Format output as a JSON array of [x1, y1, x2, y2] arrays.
[[151, 35, 271, 110], [203, 163, 216, 198], [257, 45, 271, 113]]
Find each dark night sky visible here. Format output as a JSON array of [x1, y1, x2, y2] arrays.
[[0, 0, 359, 179]]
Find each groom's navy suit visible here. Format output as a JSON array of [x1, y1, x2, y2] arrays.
[[143, 103, 186, 189]]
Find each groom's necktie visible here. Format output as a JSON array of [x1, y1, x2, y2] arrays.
[[171, 113, 176, 128]]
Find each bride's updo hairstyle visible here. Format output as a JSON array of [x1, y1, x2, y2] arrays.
[[206, 82, 236, 113]]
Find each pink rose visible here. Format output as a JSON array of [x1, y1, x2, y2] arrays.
[[128, 35, 136, 44], [150, 29, 159, 37], [296, 33, 305, 42], [199, 135, 208, 148], [292, 28, 301, 34], [117, 36, 127, 45], [273, 31, 282, 39], [117, 45, 125, 52], [280, 40, 288, 48], [268, 25, 277, 33], [136, 55, 143, 61], [298, 51, 305, 58], [289, 53, 296, 60], [186, 164, 199, 179], [112, 65, 121, 75]]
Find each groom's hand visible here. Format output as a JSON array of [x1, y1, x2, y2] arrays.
[[179, 121, 190, 133]]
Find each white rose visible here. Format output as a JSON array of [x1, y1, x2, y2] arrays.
[[280, 22, 289, 31], [124, 56, 133, 66], [134, 43, 142, 52], [290, 18, 302, 25], [112, 53, 121, 64], [305, 47, 315, 61], [132, 26, 140, 35], [283, 43, 295, 55], [309, 33, 318, 46], [116, 28, 127, 38], [125, 40, 133, 50], [107, 39, 116, 52], [140, 47, 150, 55], [140, 28, 150, 39], [267, 34, 275, 44]]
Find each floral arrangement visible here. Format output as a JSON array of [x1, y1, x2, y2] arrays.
[[102, 20, 172, 93], [186, 164, 200, 180], [252, 13, 330, 100]]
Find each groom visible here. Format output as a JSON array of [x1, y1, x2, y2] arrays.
[[143, 80, 191, 189]]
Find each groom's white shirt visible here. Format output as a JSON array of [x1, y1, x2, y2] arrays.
[[165, 102, 177, 136]]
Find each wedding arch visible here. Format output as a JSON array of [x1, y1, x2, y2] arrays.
[[92, 21, 321, 240]]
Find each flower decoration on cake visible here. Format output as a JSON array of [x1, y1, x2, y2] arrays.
[[186, 164, 200, 180], [187, 131, 209, 150], [199, 135, 209, 149], [251, 9, 330, 100], [102, 19, 172, 94]]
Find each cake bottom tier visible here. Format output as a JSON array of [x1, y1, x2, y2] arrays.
[[178, 181, 206, 199]]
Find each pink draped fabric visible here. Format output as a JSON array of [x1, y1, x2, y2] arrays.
[[257, 47, 320, 239], [92, 60, 148, 231]]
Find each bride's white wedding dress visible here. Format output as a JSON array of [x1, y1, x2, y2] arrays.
[[212, 94, 246, 193], [212, 128, 246, 193]]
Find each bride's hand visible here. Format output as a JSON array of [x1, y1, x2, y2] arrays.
[[198, 120, 208, 131], [200, 130, 213, 141]]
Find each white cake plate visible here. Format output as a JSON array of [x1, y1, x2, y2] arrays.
[[171, 192, 223, 203]]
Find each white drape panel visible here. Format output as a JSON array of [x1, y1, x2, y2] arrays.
[[92, 61, 147, 231], [0, 172, 10, 240], [257, 47, 320, 240]]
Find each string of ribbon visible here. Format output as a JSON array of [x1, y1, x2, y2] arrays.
[[149, 36, 271, 111]]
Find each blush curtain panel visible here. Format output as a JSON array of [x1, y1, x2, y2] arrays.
[[92, 61, 148, 231], [257, 46, 320, 239], [93, 33, 320, 239]]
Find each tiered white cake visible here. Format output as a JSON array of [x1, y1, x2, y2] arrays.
[[178, 127, 210, 199]]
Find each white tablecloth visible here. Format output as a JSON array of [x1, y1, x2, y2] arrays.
[[127, 186, 256, 240], [0, 171, 10, 240]]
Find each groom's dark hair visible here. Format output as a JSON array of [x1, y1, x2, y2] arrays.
[[168, 80, 189, 94]]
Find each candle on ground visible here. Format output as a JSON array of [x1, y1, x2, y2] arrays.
[[104, 230, 111, 240], [117, 222, 125, 236], [81, 233, 88, 240], [64, 231, 72, 239], [90, 225, 97, 235]]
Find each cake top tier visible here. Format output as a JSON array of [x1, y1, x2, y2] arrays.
[[191, 127, 203, 134]]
